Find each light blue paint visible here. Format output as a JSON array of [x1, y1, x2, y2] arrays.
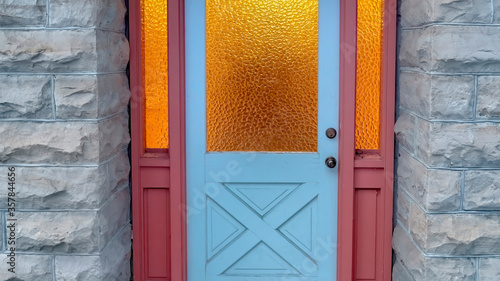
[[186, 0, 339, 279]]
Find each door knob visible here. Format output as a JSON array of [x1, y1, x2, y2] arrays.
[[325, 128, 337, 139], [325, 157, 337, 168]]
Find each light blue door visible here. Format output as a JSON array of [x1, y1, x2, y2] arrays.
[[186, 0, 339, 280]]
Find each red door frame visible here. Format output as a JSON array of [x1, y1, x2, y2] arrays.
[[130, 0, 396, 280], [338, 0, 396, 280], [130, 0, 186, 280]]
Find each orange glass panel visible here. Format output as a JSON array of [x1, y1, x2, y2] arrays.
[[355, 0, 384, 150], [142, 0, 168, 149], [206, 0, 318, 152]]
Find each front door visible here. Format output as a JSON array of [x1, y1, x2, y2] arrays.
[[186, 0, 339, 280]]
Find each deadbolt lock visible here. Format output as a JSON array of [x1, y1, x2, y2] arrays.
[[326, 128, 337, 139], [325, 157, 337, 168]]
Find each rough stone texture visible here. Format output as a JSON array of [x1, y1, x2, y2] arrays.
[[0, 112, 129, 164], [464, 170, 500, 210], [393, 225, 476, 281], [54, 74, 130, 119], [396, 188, 412, 230], [15, 211, 99, 253], [49, 0, 126, 31], [0, 151, 129, 209], [13, 187, 129, 254], [0, 0, 46, 27], [392, 259, 415, 281], [397, 114, 500, 168], [0, 254, 52, 281], [0, 213, 3, 251], [479, 258, 500, 280], [0, 76, 52, 119], [400, 26, 500, 73], [97, 187, 130, 252], [397, 149, 461, 211], [55, 225, 131, 280], [477, 76, 500, 120], [410, 207, 500, 255], [0, 30, 128, 73], [400, 0, 491, 27], [399, 72, 474, 120]]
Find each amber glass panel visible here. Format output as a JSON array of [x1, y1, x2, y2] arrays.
[[142, 0, 168, 149], [355, 0, 384, 150], [206, 0, 318, 152]]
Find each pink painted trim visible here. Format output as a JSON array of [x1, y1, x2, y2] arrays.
[[337, 0, 357, 279], [168, 0, 187, 280], [129, 0, 145, 279]]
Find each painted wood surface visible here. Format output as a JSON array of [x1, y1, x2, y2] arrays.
[[186, 0, 339, 280]]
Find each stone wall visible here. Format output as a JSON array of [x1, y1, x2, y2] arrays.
[[0, 0, 131, 280], [394, 0, 500, 280]]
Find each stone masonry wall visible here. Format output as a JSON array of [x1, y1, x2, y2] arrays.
[[394, 0, 500, 280], [0, 1, 131, 280]]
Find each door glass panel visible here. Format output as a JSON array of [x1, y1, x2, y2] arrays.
[[206, 0, 318, 152], [142, 0, 169, 149], [355, 0, 384, 150]]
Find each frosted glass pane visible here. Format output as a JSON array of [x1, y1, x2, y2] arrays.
[[355, 0, 384, 150], [142, 0, 169, 149], [206, 0, 319, 152]]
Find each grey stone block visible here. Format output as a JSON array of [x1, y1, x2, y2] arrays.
[[49, 0, 126, 31], [400, 117, 500, 168], [0, 151, 129, 209], [14, 211, 99, 253], [0, 111, 129, 164], [0, 0, 46, 27], [0, 30, 128, 73], [55, 225, 131, 281], [397, 149, 461, 211], [97, 187, 130, 252], [392, 259, 415, 281], [477, 76, 500, 120], [0, 76, 52, 119], [54, 74, 130, 119], [393, 225, 476, 281], [0, 254, 52, 281], [410, 210, 500, 255], [0, 213, 3, 252], [396, 188, 412, 230], [400, 0, 491, 27], [479, 258, 500, 280], [395, 111, 418, 155], [464, 170, 500, 210], [400, 26, 500, 73], [399, 72, 474, 120]]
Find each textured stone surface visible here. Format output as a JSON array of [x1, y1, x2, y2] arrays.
[[49, 0, 126, 31], [396, 188, 412, 230], [0, 213, 3, 251], [0, 0, 46, 27], [0, 254, 52, 281], [464, 170, 500, 210], [400, 26, 500, 73], [0, 76, 52, 119], [477, 76, 500, 120], [393, 225, 476, 281], [394, 111, 418, 155], [397, 116, 500, 168], [397, 149, 461, 211], [392, 259, 415, 281], [479, 258, 500, 280], [0, 151, 129, 209], [97, 187, 130, 251], [400, 0, 491, 27], [15, 211, 99, 253], [0, 30, 128, 73], [410, 210, 500, 255], [54, 74, 130, 119], [55, 225, 131, 280], [399, 72, 474, 120], [0, 112, 129, 164]]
